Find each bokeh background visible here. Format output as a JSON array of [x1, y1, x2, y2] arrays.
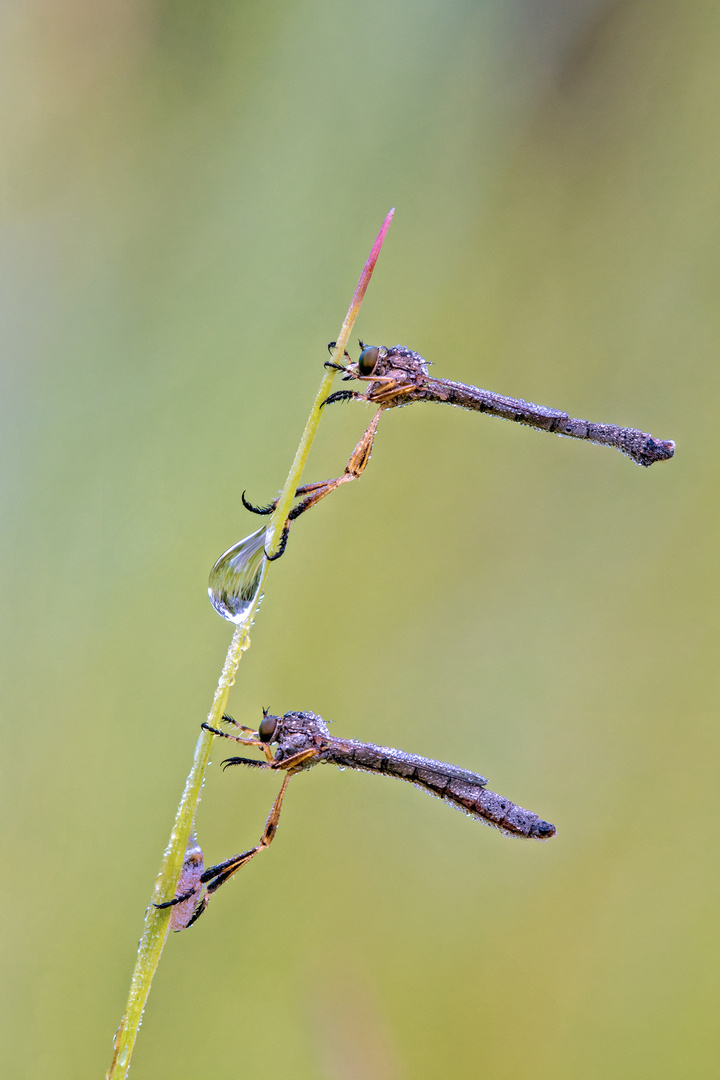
[[2, 1, 717, 1077]]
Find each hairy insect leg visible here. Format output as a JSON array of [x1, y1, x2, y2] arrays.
[[243, 410, 383, 558], [200, 772, 293, 900], [155, 888, 195, 908], [240, 491, 275, 515], [241, 480, 336, 518], [221, 713, 258, 734], [202, 715, 275, 763], [221, 747, 321, 775], [155, 888, 209, 930], [241, 479, 345, 561], [283, 409, 382, 522], [201, 722, 265, 750], [174, 748, 321, 922], [326, 341, 352, 361], [324, 360, 353, 376], [323, 389, 365, 405], [367, 382, 417, 406], [264, 523, 289, 562], [241, 345, 390, 555]]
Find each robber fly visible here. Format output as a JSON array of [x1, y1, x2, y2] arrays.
[[244, 342, 675, 558], [157, 709, 555, 928]]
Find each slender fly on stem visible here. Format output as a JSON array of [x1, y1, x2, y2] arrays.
[[157, 710, 556, 928], [245, 342, 675, 558]]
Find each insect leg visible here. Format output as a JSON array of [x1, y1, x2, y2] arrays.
[[367, 382, 417, 406], [324, 360, 352, 375], [283, 410, 383, 523], [322, 390, 365, 406], [242, 378, 384, 556], [200, 771, 293, 899], [203, 714, 275, 763], [241, 491, 275, 515], [326, 341, 352, 361], [201, 722, 265, 749]]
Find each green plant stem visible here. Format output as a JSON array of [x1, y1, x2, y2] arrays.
[[265, 208, 395, 556], [106, 209, 394, 1080]]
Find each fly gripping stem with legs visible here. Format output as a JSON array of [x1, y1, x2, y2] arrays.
[[157, 709, 557, 929], [242, 341, 676, 558]]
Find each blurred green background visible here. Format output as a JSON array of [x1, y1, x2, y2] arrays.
[[2, 1, 717, 1077]]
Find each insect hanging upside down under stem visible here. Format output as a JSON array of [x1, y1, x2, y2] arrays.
[[156, 709, 556, 929], [244, 341, 676, 559]]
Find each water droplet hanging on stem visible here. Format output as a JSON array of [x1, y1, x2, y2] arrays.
[[208, 525, 267, 624]]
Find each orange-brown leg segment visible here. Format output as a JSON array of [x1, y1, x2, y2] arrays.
[[243, 409, 382, 525], [241, 397, 386, 559], [199, 747, 321, 900], [367, 382, 417, 406], [284, 408, 382, 521], [200, 771, 293, 898], [202, 718, 275, 762]]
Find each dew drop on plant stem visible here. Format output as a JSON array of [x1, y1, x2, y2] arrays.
[[208, 526, 267, 624]]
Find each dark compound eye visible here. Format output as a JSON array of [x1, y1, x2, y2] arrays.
[[357, 345, 380, 377], [258, 713, 279, 743]]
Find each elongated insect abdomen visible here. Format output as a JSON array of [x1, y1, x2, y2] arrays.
[[322, 738, 555, 840], [563, 420, 675, 467], [443, 780, 556, 839], [322, 739, 487, 786], [426, 378, 674, 467]]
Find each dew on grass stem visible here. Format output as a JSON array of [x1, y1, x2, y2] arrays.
[[208, 526, 266, 624]]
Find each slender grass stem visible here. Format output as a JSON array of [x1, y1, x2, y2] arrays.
[[106, 209, 394, 1079], [265, 209, 394, 556]]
